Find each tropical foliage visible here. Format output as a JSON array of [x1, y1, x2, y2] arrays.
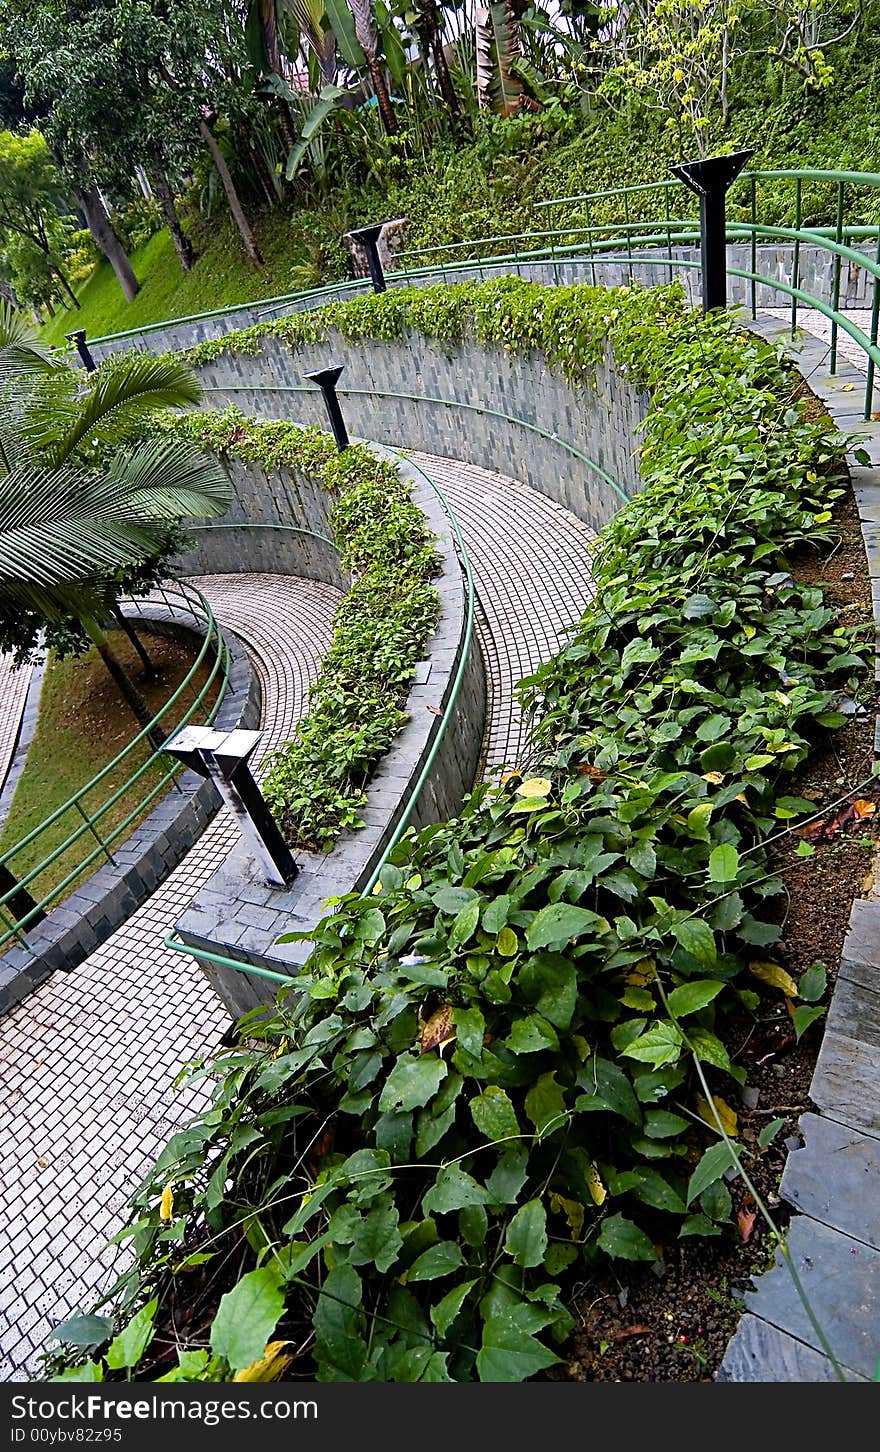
[[0, 302, 229, 730], [48, 280, 867, 1382], [164, 407, 439, 850], [0, 0, 875, 322]]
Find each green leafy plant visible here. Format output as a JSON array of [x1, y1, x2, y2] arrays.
[[163, 408, 439, 850], [50, 279, 870, 1384]]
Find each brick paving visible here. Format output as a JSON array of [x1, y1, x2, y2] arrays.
[[409, 452, 596, 776], [0, 656, 33, 798], [0, 574, 340, 1377]]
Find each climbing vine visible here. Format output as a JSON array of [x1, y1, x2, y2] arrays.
[[163, 410, 439, 851]]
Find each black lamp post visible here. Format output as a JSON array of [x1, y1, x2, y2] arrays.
[[65, 328, 97, 372], [670, 149, 754, 312], [302, 365, 350, 452], [350, 224, 387, 293], [164, 726, 298, 887]]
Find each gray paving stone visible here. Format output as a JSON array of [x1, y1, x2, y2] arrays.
[[718, 1315, 867, 1382], [781, 1112, 880, 1247], [745, 1217, 880, 1379]]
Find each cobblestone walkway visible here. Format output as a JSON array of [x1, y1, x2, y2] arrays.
[[0, 656, 33, 798], [0, 456, 598, 1378], [409, 452, 596, 776], [0, 574, 341, 1376]]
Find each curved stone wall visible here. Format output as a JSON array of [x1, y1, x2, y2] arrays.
[[192, 330, 648, 534]]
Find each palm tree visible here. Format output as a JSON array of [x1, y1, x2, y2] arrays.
[[0, 303, 230, 744], [346, 0, 399, 133]]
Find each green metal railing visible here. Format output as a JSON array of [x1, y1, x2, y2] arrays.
[[77, 166, 880, 424], [0, 580, 231, 952], [167, 444, 477, 988]]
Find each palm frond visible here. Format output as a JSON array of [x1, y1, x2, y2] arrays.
[[0, 444, 230, 619], [106, 439, 232, 520], [34, 354, 204, 466], [0, 300, 58, 386]]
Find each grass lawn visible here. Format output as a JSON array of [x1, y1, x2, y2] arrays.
[[41, 208, 349, 348], [0, 628, 222, 923]]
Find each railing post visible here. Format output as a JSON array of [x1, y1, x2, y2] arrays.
[[302, 365, 350, 452], [670, 148, 754, 312], [65, 328, 97, 372], [349, 224, 387, 293], [865, 222, 880, 420], [830, 179, 845, 374], [791, 177, 803, 340]]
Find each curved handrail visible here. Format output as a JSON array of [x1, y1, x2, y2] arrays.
[[0, 580, 231, 948]]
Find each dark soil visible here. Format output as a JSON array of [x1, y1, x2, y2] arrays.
[[564, 426, 880, 1380]]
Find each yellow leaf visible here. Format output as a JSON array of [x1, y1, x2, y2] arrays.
[[696, 1094, 739, 1138], [702, 771, 725, 785], [571, 1034, 591, 1062], [549, 1191, 585, 1238], [496, 926, 518, 957], [406, 873, 422, 890], [854, 799, 876, 818], [625, 957, 656, 987], [749, 960, 799, 998], [233, 1341, 293, 1382], [516, 777, 552, 798], [842, 382, 855, 391], [159, 1184, 174, 1222], [586, 1163, 607, 1206]]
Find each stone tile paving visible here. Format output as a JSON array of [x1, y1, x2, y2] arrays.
[[408, 452, 596, 776], [0, 655, 33, 796], [0, 574, 341, 1377], [0, 457, 598, 1378], [719, 312, 880, 1382]]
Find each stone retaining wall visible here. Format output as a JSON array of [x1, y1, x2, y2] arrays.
[[85, 241, 876, 366], [192, 332, 647, 534]]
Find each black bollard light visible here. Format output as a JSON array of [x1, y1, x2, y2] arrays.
[[302, 364, 350, 452], [350, 223, 387, 293], [670, 149, 754, 313], [65, 328, 97, 372], [165, 726, 298, 887]]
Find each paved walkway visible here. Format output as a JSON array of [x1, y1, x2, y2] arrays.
[[0, 574, 342, 1375], [0, 457, 597, 1378], [0, 656, 33, 798], [409, 452, 596, 776]]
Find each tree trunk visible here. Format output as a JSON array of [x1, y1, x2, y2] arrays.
[[80, 615, 165, 750], [368, 56, 399, 133], [75, 187, 140, 302], [424, 0, 460, 116], [198, 120, 263, 269], [53, 261, 80, 310], [112, 605, 156, 680], [152, 170, 194, 272]]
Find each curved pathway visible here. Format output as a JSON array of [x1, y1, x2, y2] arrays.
[[409, 451, 596, 777], [0, 574, 342, 1376], [0, 458, 597, 1378]]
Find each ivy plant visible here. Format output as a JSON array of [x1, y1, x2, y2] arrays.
[[50, 281, 871, 1384]]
